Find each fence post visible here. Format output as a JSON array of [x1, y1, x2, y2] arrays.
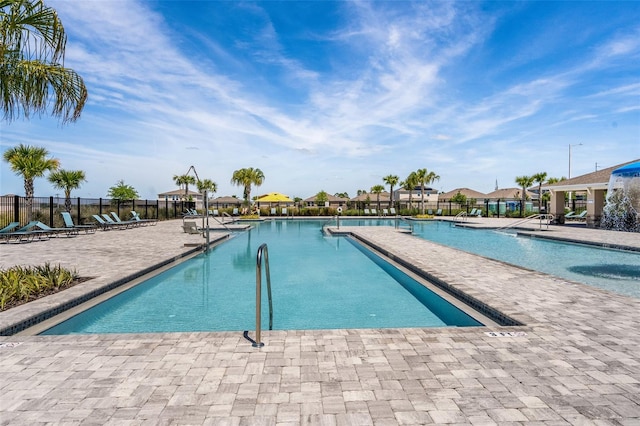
[[49, 196, 54, 227], [77, 197, 81, 223], [99, 198, 103, 215], [14, 195, 20, 223]]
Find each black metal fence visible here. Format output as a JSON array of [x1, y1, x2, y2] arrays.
[[0, 196, 198, 228]]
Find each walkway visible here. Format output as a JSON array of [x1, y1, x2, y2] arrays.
[[0, 218, 639, 424]]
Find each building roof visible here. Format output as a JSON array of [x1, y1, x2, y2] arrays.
[[158, 189, 201, 197], [350, 192, 391, 202], [304, 194, 349, 202], [544, 158, 640, 191], [440, 188, 487, 199], [212, 196, 242, 204], [484, 187, 535, 199]]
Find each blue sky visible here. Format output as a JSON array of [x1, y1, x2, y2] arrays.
[[2, 0, 639, 200]]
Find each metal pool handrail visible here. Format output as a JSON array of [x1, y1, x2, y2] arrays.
[[243, 243, 273, 347]]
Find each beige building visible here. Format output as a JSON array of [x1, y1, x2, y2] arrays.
[[157, 189, 204, 209], [545, 159, 639, 227]]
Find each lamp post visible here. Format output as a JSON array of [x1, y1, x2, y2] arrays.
[[568, 143, 583, 202]]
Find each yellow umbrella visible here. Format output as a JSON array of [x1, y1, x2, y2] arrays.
[[255, 192, 294, 203]]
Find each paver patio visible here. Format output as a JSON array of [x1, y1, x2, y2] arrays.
[[0, 218, 639, 424]]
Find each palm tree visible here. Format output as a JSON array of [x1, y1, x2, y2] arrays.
[[515, 175, 535, 217], [3, 144, 59, 221], [370, 184, 385, 212], [231, 167, 265, 205], [1, 0, 88, 124], [172, 174, 196, 200], [532, 172, 548, 211], [401, 172, 418, 212], [196, 178, 217, 195], [414, 168, 440, 214], [48, 169, 86, 212], [383, 174, 399, 210]]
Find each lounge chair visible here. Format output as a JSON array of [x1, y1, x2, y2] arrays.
[[0, 221, 45, 243], [102, 213, 134, 229], [212, 209, 219, 216], [427, 209, 433, 215], [567, 210, 587, 221], [435, 209, 442, 216], [564, 211, 576, 219], [281, 208, 287, 216], [33, 221, 79, 237], [371, 208, 377, 216], [232, 208, 239, 216], [61, 212, 96, 233], [182, 221, 201, 234], [363, 209, 370, 215], [110, 212, 140, 228], [270, 208, 277, 216], [469, 208, 477, 216], [130, 211, 157, 225], [92, 214, 123, 230], [382, 208, 389, 216], [390, 208, 396, 215], [0, 222, 20, 234]]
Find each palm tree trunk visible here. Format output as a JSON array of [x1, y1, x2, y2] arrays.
[[25, 178, 34, 222]]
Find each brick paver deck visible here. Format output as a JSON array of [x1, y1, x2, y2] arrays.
[[0, 218, 639, 424]]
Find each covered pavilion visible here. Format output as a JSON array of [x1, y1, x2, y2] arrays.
[[544, 158, 639, 227]]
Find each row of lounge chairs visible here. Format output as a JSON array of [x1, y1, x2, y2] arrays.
[[1, 211, 158, 243], [91, 211, 158, 230], [0, 220, 79, 243]]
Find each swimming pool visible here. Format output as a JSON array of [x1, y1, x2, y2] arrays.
[[41, 220, 481, 334], [409, 221, 640, 298]]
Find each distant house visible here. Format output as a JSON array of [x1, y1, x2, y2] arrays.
[[157, 189, 203, 209], [304, 194, 349, 208], [439, 188, 487, 205], [392, 187, 438, 209]]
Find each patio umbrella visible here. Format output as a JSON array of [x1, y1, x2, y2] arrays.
[[255, 193, 294, 203]]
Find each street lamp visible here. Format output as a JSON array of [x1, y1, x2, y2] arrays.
[[568, 143, 583, 201]]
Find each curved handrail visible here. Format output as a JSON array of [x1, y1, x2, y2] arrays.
[[496, 213, 555, 231], [244, 243, 273, 347]]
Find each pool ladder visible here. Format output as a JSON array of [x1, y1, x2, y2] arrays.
[[243, 243, 273, 347]]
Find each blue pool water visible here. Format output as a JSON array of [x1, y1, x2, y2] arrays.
[[409, 221, 640, 298], [42, 220, 480, 335]]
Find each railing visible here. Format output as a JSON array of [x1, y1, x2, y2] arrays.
[[243, 243, 273, 348], [454, 211, 468, 222], [497, 214, 555, 231], [396, 217, 414, 234]]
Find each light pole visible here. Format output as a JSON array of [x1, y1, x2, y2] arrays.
[[568, 143, 582, 202]]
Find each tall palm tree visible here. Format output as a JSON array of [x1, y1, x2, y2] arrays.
[[383, 174, 399, 210], [401, 172, 418, 212], [532, 171, 548, 210], [3, 143, 59, 221], [414, 168, 439, 214], [173, 174, 196, 200], [48, 169, 86, 212], [1, 0, 88, 124], [196, 178, 217, 196], [370, 184, 385, 212], [231, 167, 265, 205], [515, 175, 535, 217]]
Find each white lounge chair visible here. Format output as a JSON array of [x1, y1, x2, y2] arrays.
[[363, 209, 370, 215]]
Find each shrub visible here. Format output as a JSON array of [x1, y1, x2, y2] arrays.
[[0, 263, 79, 311]]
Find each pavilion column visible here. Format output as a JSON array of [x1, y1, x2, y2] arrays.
[[586, 187, 605, 229], [550, 190, 566, 224]]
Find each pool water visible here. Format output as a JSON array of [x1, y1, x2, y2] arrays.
[[410, 221, 640, 298], [42, 220, 481, 335]]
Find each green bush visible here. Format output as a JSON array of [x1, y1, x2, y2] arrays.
[[0, 263, 79, 311]]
